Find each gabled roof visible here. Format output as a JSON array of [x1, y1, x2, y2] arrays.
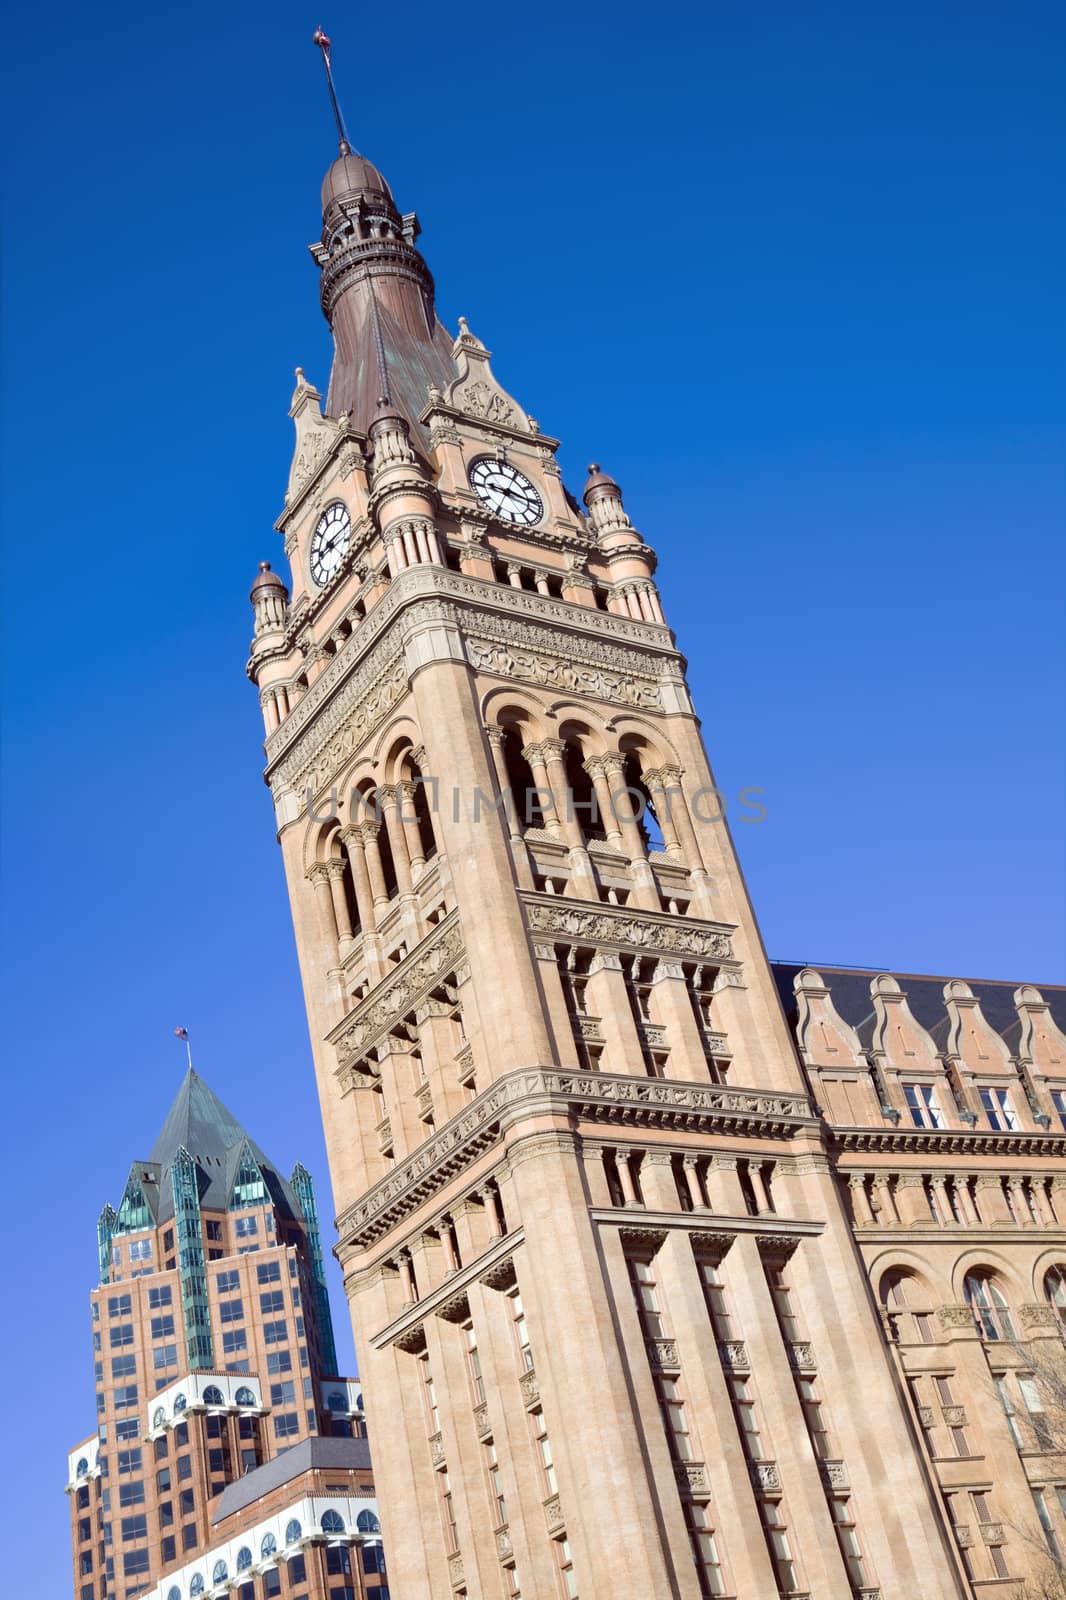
[[771, 963, 1066, 1044], [139, 1069, 299, 1226]]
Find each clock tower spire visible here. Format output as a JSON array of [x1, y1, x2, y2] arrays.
[[246, 35, 964, 1600]]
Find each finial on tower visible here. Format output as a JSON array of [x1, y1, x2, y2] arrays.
[[313, 27, 352, 155]]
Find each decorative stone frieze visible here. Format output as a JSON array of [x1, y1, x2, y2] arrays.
[[474, 1406, 491, 1439], [674, 1462, 709, 1495], [618, 1227, 668, 1256], [937, 1305, 975, 1330], [519, 1370, 540, 1409], [787, 1342, 816, 1373], [447, 1551, 465, 1589], [818, 1459, 849, 1490], [918, 1407, 935, 1428], [979, 1523, 1005, 1545], [647, 1338, 681, 1372], [522, 895, 734, 962], [1020, 1302, 1060, 1329], [479, 1258, 519, 1294], [719, 1341, 750, 1371], [336, 1068, 817, 1251], [330, 915, 464, 1067], [436, 1289, 471, 1325], [942, 1406, 967, 1427], [495, 1527, 513, 1561], [428, 1431, 445, 1467], [749, 1459, 781, 1492]]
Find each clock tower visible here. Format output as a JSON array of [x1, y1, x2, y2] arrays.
[[246, 67, 965, 1600]]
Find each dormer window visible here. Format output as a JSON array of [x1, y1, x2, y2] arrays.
[[903, 1083, 945, 1128], [980, 1088, 1019, 1131]]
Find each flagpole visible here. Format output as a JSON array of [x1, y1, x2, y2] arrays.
[[174, 1027, 193, 1070]]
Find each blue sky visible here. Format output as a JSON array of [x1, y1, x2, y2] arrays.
[[2, 0, 1064, 1589]]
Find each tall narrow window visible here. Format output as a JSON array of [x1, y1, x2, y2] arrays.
[[759, 1501, 798, 1593], [530, 1408, 558, 1494], [437, 1470, 458, 1553], [699, 1262, 735, 1340], [964, 1273, 1016, 1341], [464, 1324, 485, 1407], [419, 1353, 440, 1437], [730, 1377, 765, 1460], [554, 1537, 579, 1599], [509, 1290, 535, 1372], [484, 1439, 507, 1527], [686, 1503, 726, 1597], [829, 1498, 869, 1589], [629, 1260, 668, 1340]]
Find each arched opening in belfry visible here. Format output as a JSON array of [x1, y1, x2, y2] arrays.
[[501, 728, 544, 831]]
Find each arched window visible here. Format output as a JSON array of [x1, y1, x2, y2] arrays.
[[234, 1386, 257, 1407], [167, 1588, 181, 1600], [408, 762, 438, 862], [75, 1458, 88, 1478], [261, 1533, 277, 1558], [212, 1560, 228, 1583], [356, 1509, 381, 1534], [879, 1269, 936, 1343], [284, 1518, 302, 1545], [236, 1546, 253, 1571], [501, 728, 543, 831], [1044, 1266, 1066, 1325], [964, 1271, 1016, 1341], [152, 1406, 165, 1430], [173, 1393, 187, 1413], [321, 1509, 346, 1536], [622, 752, 664, 853], [189, 1577, 205, 1597], [202, 1384, 225, 1406], [326, 1389, 347, 1412], [563, 740, 606, 842]]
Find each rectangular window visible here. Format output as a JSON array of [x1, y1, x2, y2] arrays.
[[177, 1455, 192, 1481], [555, 1537, 578, 1598], [904, 1083, 945, 1128], [150, 1314, 175, 1340], [109, 1324, 134, 1348], [107, 1294, 132, 1318], [273, 1411, 300, 1438], [729, 1376, 764, 1460], [270, 1380, 296, 1406], [260, 1290, 285, 1314], [114, 1419, 140, 1442], [128, 1240, 152, 1262], [509, 1290, 535, 1371], [153, 1344, 178, 1371], [266, 1350, 292, 1375], [219, 1298, 244, 1323], [1033, 1490, 1062, 1560], [117, 1483, 145, 1508], [182, 1523, 198, 1550], [122, 1551, 150, 1577], [980, 1087, 1019, 1131], [629, 1258, 668, 1339], [830, 1498, 868, 1589], [179, 1488, 195, 1516], [263, 1320, 288, 1345], [994, 1377, 1024, 1446], [465, 1324, 486, 1406], [120, 1514, 147, 1542], [113, 1385, 138, 1410], [234, 1215, 258, 1238], [216, 1269, 241, 1293], [257, 1261, 282, 1284], [438, 1470, 459, 1554], [531, 1407, 558, 1492], [287, 1555, 307, 1585], [147, 1285, 172, 1310], [111, 1354, 137, 1379], [760, 1501, 798, 1593], [205, 1220, 222, 1241], [420, 1353, 440, 1436], [796, 1377, 831, 1458], [160, 1536, 175, 1564], [1052, 1090, 1066, 1132], [222, 1328, 247, 1353], [157, 1491, 172, 1517], [484, 1438, 507, 1526]]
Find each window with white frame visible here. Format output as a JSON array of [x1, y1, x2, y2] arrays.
[[903, 1083, 945, 1128], [980, 1088, 1019, 1131]]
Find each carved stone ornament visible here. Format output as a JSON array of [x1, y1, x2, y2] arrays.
[[466, 633, 661, 712], [687, 1231, 737, 1261], [523, 896, 733, 963], [395, 1323, 427, 1355], [647, 1338, 680, 1372], [519, 1369, 540, 1408], [719, 1341, 750, 1370], [495, 1527, 513, 1561], [674, 1461, 709, 1495], [479, 1257, 518, 1293], [445, 318, 530, 431], [918, 1406, 935, 1428], [1020, 1302, 1060, 1329], [274, 647, 409, 799], [447, 1551, 465, 1588], [787, 1342, 816, 1373], [749, 1459, 781, 1492], [474, 1405, 492, 1439], [618, 1226, 668, 1256], [818, 1459, 849, 1490], [435, 1288, 472, 1325], [428, 1430, 445, 1467], [542, 1494, 565, 1535], [942, 1406, 967, 1427], [937, 1305, 976, 1330], [331, 917, 464, 1067]]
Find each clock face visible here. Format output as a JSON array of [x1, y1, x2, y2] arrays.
[[309, 502, 351, 586], [468, 457, 544, 526]]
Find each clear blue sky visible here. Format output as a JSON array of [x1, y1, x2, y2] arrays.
[[2, 0, 1064, 1589]]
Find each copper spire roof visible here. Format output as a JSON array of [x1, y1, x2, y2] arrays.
[[309, 37, 455, 436]]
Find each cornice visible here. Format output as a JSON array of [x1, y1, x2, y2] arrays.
[[368, 1228, 526, 1352], [853, 1223, 1066, 1245], [333, 1066, 819, 1251], [589, 1208, 824, 1244], [829, 1126, 1066, 1158], [329, 912, 463, 1069]]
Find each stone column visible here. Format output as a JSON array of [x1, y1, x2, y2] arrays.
[[522, 742, 561, 839], [642, 769, 683, 858], [952, 1175, 979, 1224], [360, 821, 391, 914], [746, 1162, 773, 1216], [397, 780, 427, 881], [870, 1173, 899, 1224], [541, 738, 599, 898], [847, 1174, 875, 1227], [929, 1174, 953, 1225], [308, 864, 339, 958], [324, 860, 354, 954], [376, 1037, 426, 1160], [603, 754, 660, 911], [485, 726, 534, 889], [339, 825, 376, 937], [381, 786, 415, 899], [584, 756, 624, 849]]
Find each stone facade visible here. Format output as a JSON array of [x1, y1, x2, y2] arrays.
[[246, 117, 1066, 1600]]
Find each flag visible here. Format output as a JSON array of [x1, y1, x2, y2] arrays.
[[174, 1026, 188, 1040], [313, 27, 332, 58]]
